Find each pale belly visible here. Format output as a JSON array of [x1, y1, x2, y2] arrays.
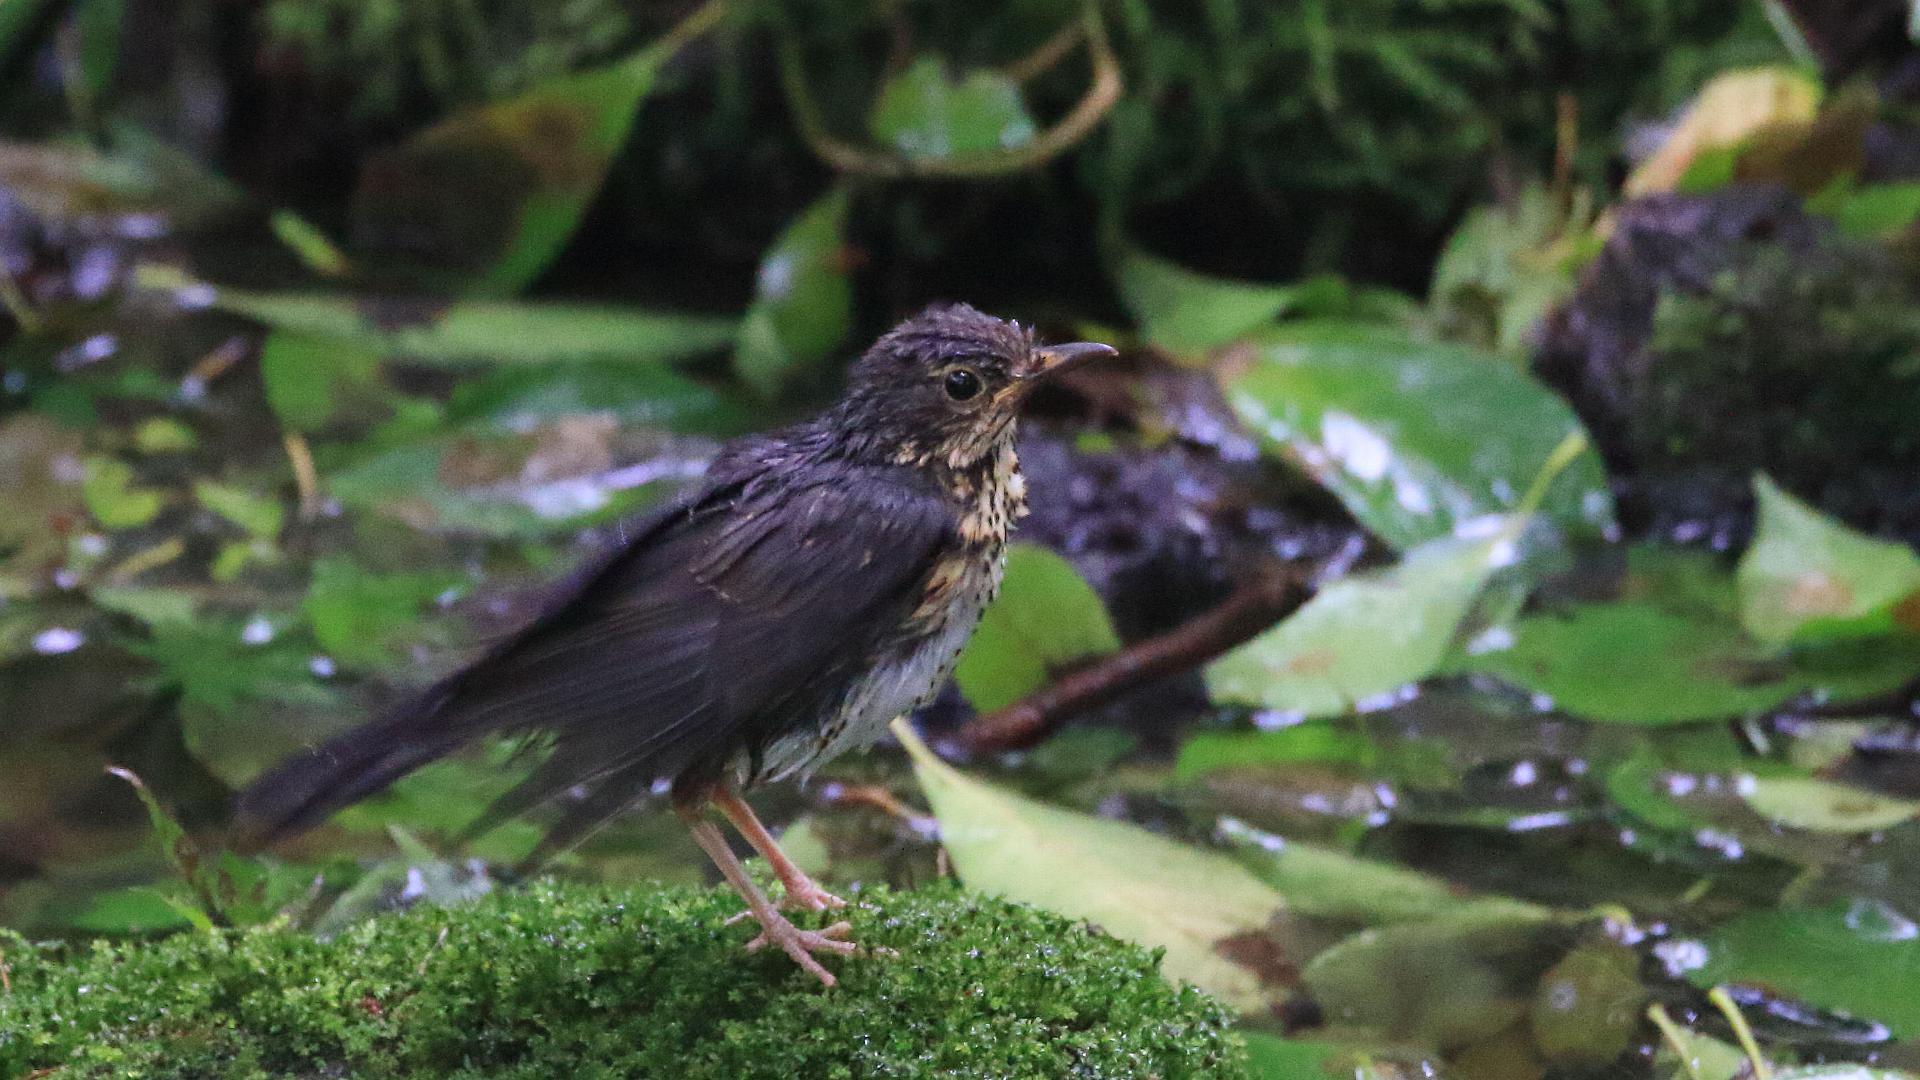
[[748, 543, 1005, 785]]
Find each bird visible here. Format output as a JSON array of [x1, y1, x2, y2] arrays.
[[235, 304, 1115, 986]]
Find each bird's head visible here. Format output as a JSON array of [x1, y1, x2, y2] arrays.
[[835, 303, 1115, 470]]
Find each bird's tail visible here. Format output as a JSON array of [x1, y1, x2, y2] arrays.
[[231, 683, 466, 849]]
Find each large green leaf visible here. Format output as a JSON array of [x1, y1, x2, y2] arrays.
[[303, 556, 461, 669], [145, 270, 735, 366], [1224, 323, 1613, 549], [895, 721, 1288, 1013], [868, 57, 1037, 161], [1461, 599, 1920, 726], [1207, 532, 1504, 718], [1693, 900, 1920, 1039], [1302, 908, 1567, 1049], [1737, 775, 1920, 834], [349, 38, 680, 295], [1218, 818, 1548, 925], [953, 544, 1120, 713], [1114, 248, 1297, 353], [734, 187, 854, 396], [1738, 475, 1920, 648]]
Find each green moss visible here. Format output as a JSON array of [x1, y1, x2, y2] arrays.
[[0, 882, 1245, 1078]]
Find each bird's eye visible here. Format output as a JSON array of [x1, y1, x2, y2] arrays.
[[943, 368, 984, 401]]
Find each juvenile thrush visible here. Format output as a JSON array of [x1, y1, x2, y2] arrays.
[[237, 304, 1114, 985]]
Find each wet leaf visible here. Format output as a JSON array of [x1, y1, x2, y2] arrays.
[[1738, 775, 1920, 833], [303, 556, 460, 669], [89, 585, 198, 626], [734, 187, 854, 396], [1529, 943, 1646, 1062], [132, 417, 196, 453], [81, 456, 162, 529], [1207, 533, 1504, 718], [895, 720, 1288, 1013], [133, 618, 335, 719], [1225, 323, 1612, 549], [1738, 475, 1920, 648], [350, 42, 677, 294], [260, 331, 388, 433], [447, 363, 745, 436], [1692, 899, 1920, 1039], [1461, 600, 1920, 725], [869, 57, 1037, 161], [328, 422, 691, 538], [1114, 248, 1296, 354], [1302, 907, 1568, 1049], [193, 480, 284, 541], [147, 271, 736, 366], [954, 544, 1120, 713], [1651, 1017, 1747, 1080], [1175, 725, 1375, 780], [1219, 818, 1548, 925]]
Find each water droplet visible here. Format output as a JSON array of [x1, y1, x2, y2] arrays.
[[1844, 898, 1918, 942], [1319, 412, 1391, 482], [241, 616, 274, 646], [309, 656, 337, 677], [32, 627, 85, 654], [1654, 939, 1709, 976]]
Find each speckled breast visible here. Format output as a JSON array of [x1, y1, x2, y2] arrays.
[[747, 443, 1023, 786]]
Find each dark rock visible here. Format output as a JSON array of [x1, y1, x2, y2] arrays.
[[1535, 186, 1920, 543]]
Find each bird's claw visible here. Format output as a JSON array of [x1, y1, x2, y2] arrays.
[[742, 917, 860, 986]]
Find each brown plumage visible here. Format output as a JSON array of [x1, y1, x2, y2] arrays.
[[236, 304, 1114, 984]]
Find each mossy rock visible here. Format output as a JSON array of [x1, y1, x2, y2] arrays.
[[0, 881, 1245, 1078]]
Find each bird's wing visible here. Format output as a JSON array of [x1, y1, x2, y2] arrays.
[[237, 464, 957, 845]]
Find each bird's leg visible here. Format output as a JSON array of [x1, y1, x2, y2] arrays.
[[677, 804, 855, 988], [712, 789, 847, 912]]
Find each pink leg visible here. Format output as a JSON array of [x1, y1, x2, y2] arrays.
[[676, 803, 855, 988], [712, 789, 847, 912]]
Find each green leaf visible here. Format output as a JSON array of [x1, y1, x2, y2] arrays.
[[89, 585, 198, 626], [447, 363, 745, 436], [735, 188, 854, 396], [132, 417, 197, 453], [1738, 775, 1920, 833], [1225, 323, 1613, 549], [1219, 818, 1548, 925], [144, 270, 736, 366], [954, 544, 1120, 713], [869, 57, 1037, 161], [1113, 248, 1296, 353], [1206, 532, 1504, 718], [1302, 907, 1566, 1048], [350, 43, 676, 295], [328, 425, 686, 538], [1174, 725, 1375, 780], [894, 720, 1288, 1013], [1462, 599, 1920, 725], [81, 456, 163, 529], [1738, 475, 1920, 648], [303, 556, 460, 668], [1826, 182, 1920, 239], [1693, 899, 1920, 1039], [193, 480, 285, 540], [260, 331, 387, 433]]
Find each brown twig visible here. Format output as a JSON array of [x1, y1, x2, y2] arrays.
[[954, 563, 1312, 753]]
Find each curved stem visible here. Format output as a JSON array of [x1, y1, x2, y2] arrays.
[[781, 0, 1123, 180]]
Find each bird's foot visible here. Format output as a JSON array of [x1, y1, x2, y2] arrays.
[[742, 914, 859, 987], [780, 879, 848, 912]]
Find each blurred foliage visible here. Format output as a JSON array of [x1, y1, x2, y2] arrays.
[[4, 0, 1920, 1076]]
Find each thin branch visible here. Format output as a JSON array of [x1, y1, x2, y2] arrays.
[[953, 563, 1312, 753], [1004, 20, 1085, 84], [780, 0, 1123, 180]]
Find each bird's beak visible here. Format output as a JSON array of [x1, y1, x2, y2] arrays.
[[1025, 341, 1118, 381]]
